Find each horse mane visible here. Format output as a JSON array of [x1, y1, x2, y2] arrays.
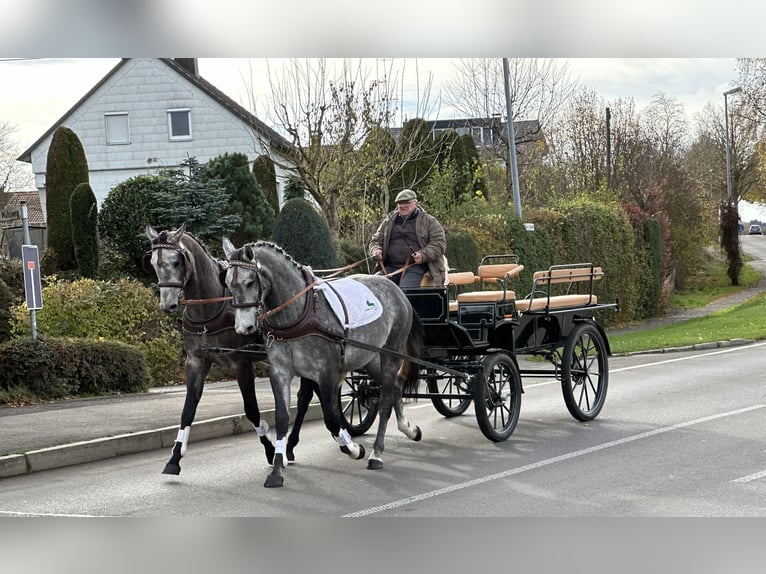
[[234, 241, 304, 272], [154, 227, 217, 260]]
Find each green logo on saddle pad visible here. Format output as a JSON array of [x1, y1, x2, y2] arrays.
[[366, 300, 376, 308]]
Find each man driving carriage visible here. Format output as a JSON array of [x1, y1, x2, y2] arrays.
[[368, 188, 447, 288]]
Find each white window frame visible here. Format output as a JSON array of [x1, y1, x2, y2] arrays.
[[167, 108, 192, 141], [105, 112, 130, 145]]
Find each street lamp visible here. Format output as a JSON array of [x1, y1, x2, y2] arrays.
[[724, 86, 742, 201]]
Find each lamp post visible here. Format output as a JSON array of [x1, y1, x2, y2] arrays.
[[724, 86, 742, 201]]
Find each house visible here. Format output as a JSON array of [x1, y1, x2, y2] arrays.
[[388, 116, 546, 158], [17, 58, 295, 218], [1, 191, 46, 259]]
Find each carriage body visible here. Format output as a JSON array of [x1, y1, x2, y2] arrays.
[[340, 256, 618, 443]]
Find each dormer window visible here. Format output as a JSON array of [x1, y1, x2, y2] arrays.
[[105, 112, 130, 145], [167, 108, 192, 140]]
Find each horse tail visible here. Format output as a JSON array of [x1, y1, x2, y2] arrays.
[[400, 310, 424, 395]]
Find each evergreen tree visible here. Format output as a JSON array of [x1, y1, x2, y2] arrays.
[[45, 126, 89, 270], [252, 155, 279, 214], [283, 175, 307, 201], [271, 198, 338, 268], [151, 157, 241, 251], [70, 182, 99, 278], [206, 152, 275, 244]]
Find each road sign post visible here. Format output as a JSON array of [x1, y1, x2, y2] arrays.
[[20, 201, 40, 340]]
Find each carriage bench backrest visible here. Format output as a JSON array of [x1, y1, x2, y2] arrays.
[[515, 264, 603, 313], [454, 263, 524, 305]]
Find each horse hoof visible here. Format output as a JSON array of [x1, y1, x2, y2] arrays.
[[357, 445, 366, 460], [287, 451, 296, 463], [367, 458, 383, 470], [162, 463, 181, 475], [413, 426, 422, 442], [264, 475, 284, 488]]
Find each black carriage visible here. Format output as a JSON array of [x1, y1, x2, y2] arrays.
[[340, 255, 618, 442]]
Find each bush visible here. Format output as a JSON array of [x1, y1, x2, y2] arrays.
[[45, 126, 89, 271], [0, 277, 15, 343], [445, 227, 480, 273], [0, 256, 24, 298], [98, 174, 169, 279], [70, 182, 100, 278], [0, 336, 150, 404], [10, 277, 183, 385], [271, 198, 338, 268]]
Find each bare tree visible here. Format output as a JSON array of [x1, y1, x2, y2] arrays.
[[253, 58, 437, 244], [442, 58, 578, 199], [1, 121, 32, 193]]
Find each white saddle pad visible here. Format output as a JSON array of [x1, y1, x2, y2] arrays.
[[316, 278, 383, 329]]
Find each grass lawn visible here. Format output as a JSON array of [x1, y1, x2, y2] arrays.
[[609, 260, 765, 354], [609, 292, 766, 353]]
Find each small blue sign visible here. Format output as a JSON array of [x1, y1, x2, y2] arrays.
[[22, 245, 43, 310]]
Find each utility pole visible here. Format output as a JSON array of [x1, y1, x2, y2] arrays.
[[503, 58, 522, 221], [605, 107, 612, 190]]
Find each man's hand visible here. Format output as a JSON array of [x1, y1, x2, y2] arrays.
[[412, 251, 423, 265], [372, 248, 383, 260]]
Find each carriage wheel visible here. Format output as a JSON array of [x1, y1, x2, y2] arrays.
[[473, 352, 522, 442], [339, 371, 379, 436], [561, 322, 608, 421], [427, 363, 472, 417]]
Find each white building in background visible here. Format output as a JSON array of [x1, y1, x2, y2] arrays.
[[17, 58, 295, 218]]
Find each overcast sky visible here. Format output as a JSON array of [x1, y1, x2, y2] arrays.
[[2, 0, 764, 217], [0, 57, 740, 154]]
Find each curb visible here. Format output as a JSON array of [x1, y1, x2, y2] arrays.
[[613, 338, 755, 357], [0, 402, 323, 479]]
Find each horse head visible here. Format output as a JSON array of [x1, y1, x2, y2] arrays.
[[145, 223, 191, 313], [223, 238, 269, 336]]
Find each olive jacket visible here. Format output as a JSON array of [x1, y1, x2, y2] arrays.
[[368, 206, 447, 286]]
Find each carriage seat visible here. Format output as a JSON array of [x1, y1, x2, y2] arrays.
[[515, 265, 603, 313], [453, 263, 524, 310], [444, 271, 479, 312]]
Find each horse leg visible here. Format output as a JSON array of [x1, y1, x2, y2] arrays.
[[163, 355, 210, 475], [264, 372, 292, 488], [234, 360, 275, 465], [319, 375, 365, 461], [394, 381, 422, 442], [367, 377, 394, 470], [285, 378, 317, 462]]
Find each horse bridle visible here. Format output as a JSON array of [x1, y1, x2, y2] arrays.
[[146, 242, 193, 291], [227, 258, 320, 322]]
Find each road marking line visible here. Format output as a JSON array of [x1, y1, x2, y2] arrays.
[[343, 404, 765, 517], [0, 510, 108, 518], [731, 469, 766, 483]]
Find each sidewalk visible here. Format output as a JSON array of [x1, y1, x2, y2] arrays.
[[3, 267, 765, 479], [0, 378, 322, 479]]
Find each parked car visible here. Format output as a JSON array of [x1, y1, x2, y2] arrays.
[[749, 224, 762, 235]]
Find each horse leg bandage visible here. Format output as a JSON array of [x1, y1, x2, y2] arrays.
[[335, 429, 360, 458], [275, 438, 289, 465], [255, 420, 269, 437], [176, 426, 191, 456]]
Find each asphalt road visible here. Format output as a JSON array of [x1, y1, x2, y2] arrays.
[[1, 343, 764, 517]]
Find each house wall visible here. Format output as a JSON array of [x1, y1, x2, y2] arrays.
[[28, 58, 293, 213]]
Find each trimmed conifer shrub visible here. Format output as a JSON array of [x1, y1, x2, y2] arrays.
[[272, 198, 338, 268], [45, 126, 89, 271], [70, 182, 99, 278], [252, 155, 279, 214]]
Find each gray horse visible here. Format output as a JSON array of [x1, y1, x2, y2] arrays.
[[144, 224, 320, 475], [222, 238, 424, 488]]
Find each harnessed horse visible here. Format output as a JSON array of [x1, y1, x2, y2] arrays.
[[144, 224, 319, 475], [222, 238, 424, 488]]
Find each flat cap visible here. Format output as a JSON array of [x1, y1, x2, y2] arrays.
[[395, 189, 417, 203]]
